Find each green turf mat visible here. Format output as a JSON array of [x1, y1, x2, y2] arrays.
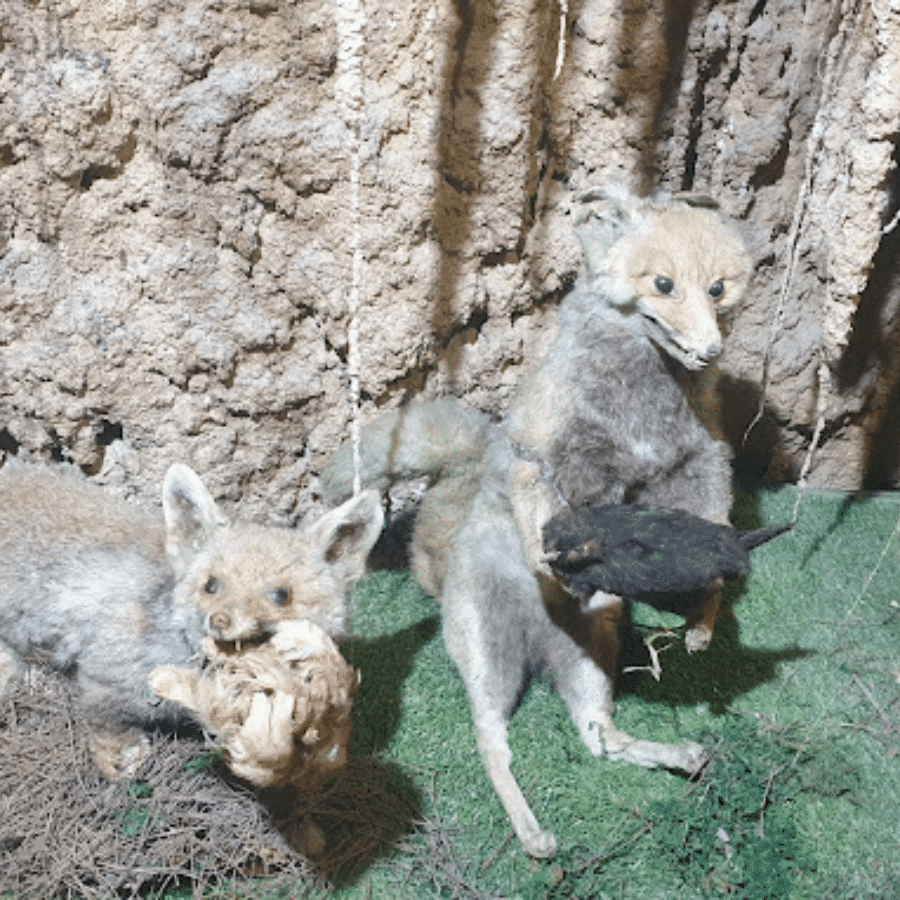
[[330, 487, 900, 899]]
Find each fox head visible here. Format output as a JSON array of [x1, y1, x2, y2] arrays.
[[574, 185, 751, 371], [161, 464, 384, 645]]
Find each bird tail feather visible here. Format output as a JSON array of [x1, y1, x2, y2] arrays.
[[737, 521, 793, 551]]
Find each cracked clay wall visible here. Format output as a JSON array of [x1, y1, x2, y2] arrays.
[[1, 0, 899, 520]]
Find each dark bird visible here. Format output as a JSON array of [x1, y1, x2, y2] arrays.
[[543, 503, 792, 614]]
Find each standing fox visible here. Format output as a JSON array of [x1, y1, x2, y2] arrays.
[[0, 461, 383, 778], [322, 185, 751, 857]]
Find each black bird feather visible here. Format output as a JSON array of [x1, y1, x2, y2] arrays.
[[543, 503, 792, 612]]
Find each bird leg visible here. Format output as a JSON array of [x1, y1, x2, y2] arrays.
[[684, 577, 723, 653]]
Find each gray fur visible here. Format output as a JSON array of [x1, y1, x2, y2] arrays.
[[535, 296, 732, 517], [0, 463, 188, 713], [0, 461, 383, 777], [319, 398, 496, 499], [321, 186, 750, 857]]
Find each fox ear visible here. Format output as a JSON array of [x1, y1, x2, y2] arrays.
[[162, 464, 228, 575], [572, 182, 643, 274], [311, 490, 384, 591]]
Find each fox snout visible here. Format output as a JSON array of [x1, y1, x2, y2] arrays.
[[205, 608, 271, 644], [698, 335, 722, 362], [207, 610, 233, 634]]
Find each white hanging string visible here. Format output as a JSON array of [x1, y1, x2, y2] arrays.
[[553, 0, 568, 79], [789, 359, 828, 524], [741, 0, 863, 531], [335, 0, 366, 496], [741, 0, 852, 451]]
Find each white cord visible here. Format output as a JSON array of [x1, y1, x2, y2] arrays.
[[553, 0, 568, 79], [335, 0, 366, 496]]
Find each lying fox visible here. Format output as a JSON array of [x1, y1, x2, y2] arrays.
[[322, 185, 751, 857], [0, 461, 383, 779]]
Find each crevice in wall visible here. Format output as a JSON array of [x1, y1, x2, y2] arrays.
[[747, 0, 768, 27], [680, 63, 707, 190], [79, 163, 121, 190], [0, 428, 20, 456], [95, 418, 124, 447], [749, 127, 791, 190]]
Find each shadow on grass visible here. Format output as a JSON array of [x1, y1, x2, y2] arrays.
[[618, 599, 813, 714], [239, 613, 439, 888], [259, 756, 424, 888], [797, 490, 895, 568], [342, 615, 440, 754], [255, 611, 439, 887]]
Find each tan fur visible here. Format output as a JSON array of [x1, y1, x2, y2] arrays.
[[605, 204, 748, 363], [0, 461, 382, 779], [150, 619, 359, 787]]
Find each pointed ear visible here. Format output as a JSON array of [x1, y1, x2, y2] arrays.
[[573, 183, 643, 274], [162, 464, 227, 575], [311, 490, 384, 591]]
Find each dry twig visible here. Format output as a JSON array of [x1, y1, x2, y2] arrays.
[[622, 629, 681, 682]]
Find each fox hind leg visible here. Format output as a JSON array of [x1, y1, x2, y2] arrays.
[[88, 722, 151, 780], [545, 595, 708, 775], [555, 652, 708, 773], [473, 710, 558, 858], [439, 560, 558, 858], [0, 639, 21, 695], [81, 684, 152, 780]]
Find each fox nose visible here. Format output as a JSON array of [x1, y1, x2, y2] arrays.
[[207, 610, 232, 633], [703, 338, 722, 360]]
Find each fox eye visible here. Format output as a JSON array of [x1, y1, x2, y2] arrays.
[[653, 275, 675, 295], [708, 279, 725, 299], [203, 577, 221, 595], [268, 586, 290, 606]]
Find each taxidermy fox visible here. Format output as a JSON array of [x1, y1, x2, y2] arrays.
[[0, 461, 383, 779], [321, 185, 751, 858]]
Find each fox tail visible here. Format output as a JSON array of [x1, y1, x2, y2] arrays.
[[319, 399, 495, 502]]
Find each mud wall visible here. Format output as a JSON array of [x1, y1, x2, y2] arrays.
[[1, 0, 899, 519]]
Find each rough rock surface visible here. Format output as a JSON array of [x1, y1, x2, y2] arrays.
[[2, 0, 899, 516]]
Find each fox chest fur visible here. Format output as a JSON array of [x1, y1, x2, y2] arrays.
[[507, 312, 724, 515]]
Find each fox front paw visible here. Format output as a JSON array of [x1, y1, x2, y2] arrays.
[[89, 727, 151, 781], [678, 741, 710, 775]]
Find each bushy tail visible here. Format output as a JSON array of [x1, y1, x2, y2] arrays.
[[319, 399, 495, 502]]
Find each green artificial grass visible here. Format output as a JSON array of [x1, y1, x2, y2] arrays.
[[293, 488, 900, 898]]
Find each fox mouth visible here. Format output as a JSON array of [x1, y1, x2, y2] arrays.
[[638, 304, 720, 371], [666, 343, 715, 371], [205, 617, 277, 653]]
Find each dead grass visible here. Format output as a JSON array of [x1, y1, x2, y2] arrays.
[[0, 668, 419, 898]]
